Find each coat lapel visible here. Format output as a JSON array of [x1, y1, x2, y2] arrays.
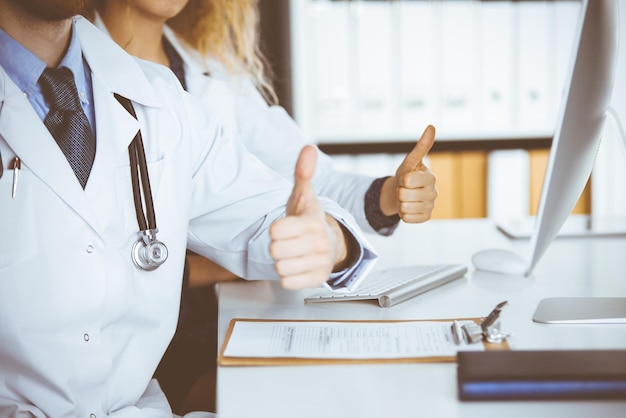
[[75, 15, 165, 229], [84, 78, 139, 203], [0, 67, 102, 234]]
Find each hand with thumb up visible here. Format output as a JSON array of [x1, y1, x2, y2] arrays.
[[379, 125, 438, 223], [269, 145, 352, 290]]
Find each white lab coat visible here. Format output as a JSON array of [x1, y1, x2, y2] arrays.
[[161, 27, 384, 235], [0, 16, 375, 417]]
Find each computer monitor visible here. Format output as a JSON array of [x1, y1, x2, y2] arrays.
[[472, 0, 621, 279], [526, 0, 620, 274]]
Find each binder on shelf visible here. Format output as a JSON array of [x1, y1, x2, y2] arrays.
[[397, 0, 438, 136], [553, 1, 582, 107], [487, 150, 530, 220], [308, 1, 354, 137], [439, 1, 478, 133], [478, 1, 515, 132], [516, 1, 553, 132], [354, 1, 394, 136]]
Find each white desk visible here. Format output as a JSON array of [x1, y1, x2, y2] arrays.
[[215, 219, 626, 417]]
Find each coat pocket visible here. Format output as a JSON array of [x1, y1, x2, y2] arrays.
[[0, 168, 37, 269]]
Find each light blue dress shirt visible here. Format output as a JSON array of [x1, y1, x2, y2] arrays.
[[0, 20, 96, 137]]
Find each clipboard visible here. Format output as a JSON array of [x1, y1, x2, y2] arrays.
[[218, 318, 509, 367]]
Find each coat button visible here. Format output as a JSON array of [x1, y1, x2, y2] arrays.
[[90, 414, 96, 418], [86, 245, 95, 253], [83, 333, 90, 342]]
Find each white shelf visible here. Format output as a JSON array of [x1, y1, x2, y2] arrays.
[[314, 129, 554, 145]]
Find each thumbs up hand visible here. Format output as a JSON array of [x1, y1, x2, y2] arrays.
[[379, 125, 438, 223], [270, 145, 348, 289]]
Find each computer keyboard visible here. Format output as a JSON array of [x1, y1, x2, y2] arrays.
[[305, 263, 467, 308]]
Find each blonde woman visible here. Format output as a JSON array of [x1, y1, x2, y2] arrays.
[[88, 0, 438, 413]]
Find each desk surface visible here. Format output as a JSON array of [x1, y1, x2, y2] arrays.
[[215, 218, 626, 417]]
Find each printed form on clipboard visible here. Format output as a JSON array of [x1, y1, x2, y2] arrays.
[[218, 318, 508, 367], [306, 264, 468, 308]]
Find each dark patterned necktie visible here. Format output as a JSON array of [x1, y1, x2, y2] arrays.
[[39, 67, 96, 189]]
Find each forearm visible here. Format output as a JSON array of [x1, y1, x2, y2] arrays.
[[187, 254, 239, 287]]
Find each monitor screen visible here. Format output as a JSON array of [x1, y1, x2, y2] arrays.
[[526, 0, 620, 274]]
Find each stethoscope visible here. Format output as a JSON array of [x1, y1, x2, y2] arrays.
[[116, 94, 168, 271]]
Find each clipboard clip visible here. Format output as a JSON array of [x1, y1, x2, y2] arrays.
[[453, 301, 512, 345]]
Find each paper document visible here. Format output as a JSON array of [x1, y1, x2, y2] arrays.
[[222, 320, 485, 360]]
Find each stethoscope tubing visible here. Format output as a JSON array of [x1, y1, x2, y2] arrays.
[[128, 124, 156, 232], [115, 94, 167, 270], [115, 93, 157, 233]]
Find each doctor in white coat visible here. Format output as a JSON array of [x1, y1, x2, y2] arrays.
[[0, 1, 376, 416]]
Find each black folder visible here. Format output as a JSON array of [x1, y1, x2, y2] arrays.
[[457, 350, 626, 401]]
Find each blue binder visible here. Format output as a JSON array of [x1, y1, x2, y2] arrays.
[[457, 350, 626, 401]]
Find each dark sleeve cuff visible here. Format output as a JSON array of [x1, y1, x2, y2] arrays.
[[364, 176, 400, 236]]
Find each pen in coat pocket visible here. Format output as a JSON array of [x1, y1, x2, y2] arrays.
[[10, 156, 20, 199]]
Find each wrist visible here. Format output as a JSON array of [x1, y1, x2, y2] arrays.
[[325, 214, 355, 272], [364, 177, 401, 235], [379, 176, 398, 216]]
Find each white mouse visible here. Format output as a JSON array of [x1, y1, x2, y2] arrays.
[[471, 248, 528, 276]]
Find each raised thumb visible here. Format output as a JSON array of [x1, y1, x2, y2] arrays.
[[287, 145, 318, 215], [398, 124, 436, 174]]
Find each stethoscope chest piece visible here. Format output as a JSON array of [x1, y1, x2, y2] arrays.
[[132, 229, 168, 271]]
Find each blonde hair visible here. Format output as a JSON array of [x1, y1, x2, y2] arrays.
[[168, 0, 277, 104]]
